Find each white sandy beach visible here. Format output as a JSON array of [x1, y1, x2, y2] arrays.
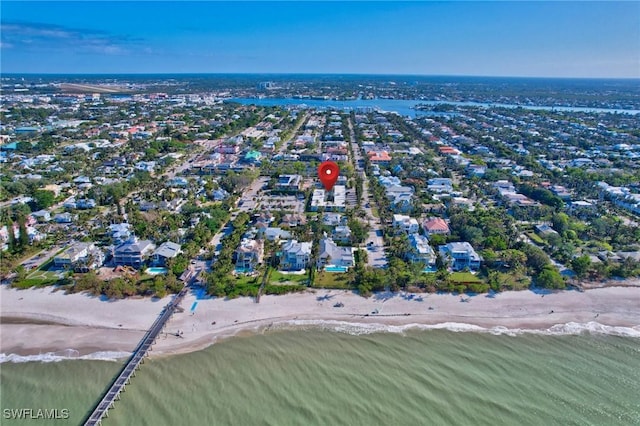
[[1, 284, 639, 359]]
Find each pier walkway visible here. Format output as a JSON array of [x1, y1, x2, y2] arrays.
[[83, 285, 190, 425]]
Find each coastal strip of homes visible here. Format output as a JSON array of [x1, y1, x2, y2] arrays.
[[1, 81, 639, 296]]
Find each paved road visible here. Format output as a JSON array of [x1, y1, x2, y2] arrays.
[[277, 112, 309, 155], [20, 244, 66, 270], [347, 117, 387, 268]]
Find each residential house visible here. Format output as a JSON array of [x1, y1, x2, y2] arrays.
[[109, 223, 132, 243], [450, 197, 475, 211], [385, 185, 414, 213], [467, 164, 486, 177], [392, 214, 419, 234], [407, 234, 436, 266], [316, 236, 354, 270], [422, 218, 450, 236], [30, 210, 51, 222], [332, 225, 352, 243], [368, 151, 392, 165], [568, 200, 597, 218], [113, 237, 156, 268], [167, 177, 188, 188], [54, 212, 74, 224], [211, 188, 230, 201], [322, 213, 346, 226], [263, 227, 292, 242], [152, 241, 182, 266], [280, 214, 307, 227], [427, 178, 453, 194], [438, 242, 482, 271], [53, 242, 104, 272], [76, 198, 97, 209], [280, 240, 312, 271], [234, 239, 264, 272]]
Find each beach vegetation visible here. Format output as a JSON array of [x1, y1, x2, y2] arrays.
[[535, 266, 566, 289]]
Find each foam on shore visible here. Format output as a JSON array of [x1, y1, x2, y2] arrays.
[[0, 350, 131, 364], [271, 319, 640, 338]]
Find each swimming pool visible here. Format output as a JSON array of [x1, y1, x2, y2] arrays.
[[146, 267, 168, 275], [325, 265, 348, 272]]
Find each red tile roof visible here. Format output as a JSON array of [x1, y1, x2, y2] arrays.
[[368, 151, 392, 162], [423, 218, 450, 233]]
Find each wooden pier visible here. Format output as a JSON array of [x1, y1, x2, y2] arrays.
[[83, 285, 189, 425]]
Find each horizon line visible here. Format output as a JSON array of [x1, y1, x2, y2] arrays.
[[2, 72, 640, 80]]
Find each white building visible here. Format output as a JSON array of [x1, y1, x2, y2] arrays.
[[309, 185, 346, 212], [317, 237, 354, 270], [392, 214, 419, 234], [280, 240, 312, 271], [438, 242, 482, 271], [407, 234, 436, 266]]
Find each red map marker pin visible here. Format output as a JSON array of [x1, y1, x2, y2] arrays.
[[318, 161, 340, 191]]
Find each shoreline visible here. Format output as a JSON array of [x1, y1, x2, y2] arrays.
[[2, 284, 639, 361]]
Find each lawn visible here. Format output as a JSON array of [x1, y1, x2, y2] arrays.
[[269, 270, 308, 286], [526, 232, 546, 246], [449, 272, 483, 284], [233, 273, 262, 287], [15, 269, 66, 288], [313, 271, 351, 289], [26, 269, 63, 281]]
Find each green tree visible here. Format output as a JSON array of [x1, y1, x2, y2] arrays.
[[7, 223, 16, 252], [522, 244, 550, 273], [15, 265, 27, 282], [552, 213, 570, 235], [571, 255, 591, 279], [32, 190, 55, 210], [17, 217, 29, 248], [536, 266, 565, 289], [348, 218, 368, 245]]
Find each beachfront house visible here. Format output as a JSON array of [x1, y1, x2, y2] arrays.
[[234, 238, 264, 273], [152, 241, 182, 266], [280, 240, 312, 271], [438, 242, 482, 271], [113, 237, 156, 269], [407, 234, 436, 267], [316, 236, 354, 270], [54, 242, 105, 272]]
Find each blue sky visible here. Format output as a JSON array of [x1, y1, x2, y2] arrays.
[[1, 1, 639, 77]]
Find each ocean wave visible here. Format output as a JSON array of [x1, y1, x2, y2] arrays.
[[0, 350, 131, 364], [271, 320, 640, 338]]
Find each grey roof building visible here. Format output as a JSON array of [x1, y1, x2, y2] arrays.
[[152, 241, 182, 266]]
